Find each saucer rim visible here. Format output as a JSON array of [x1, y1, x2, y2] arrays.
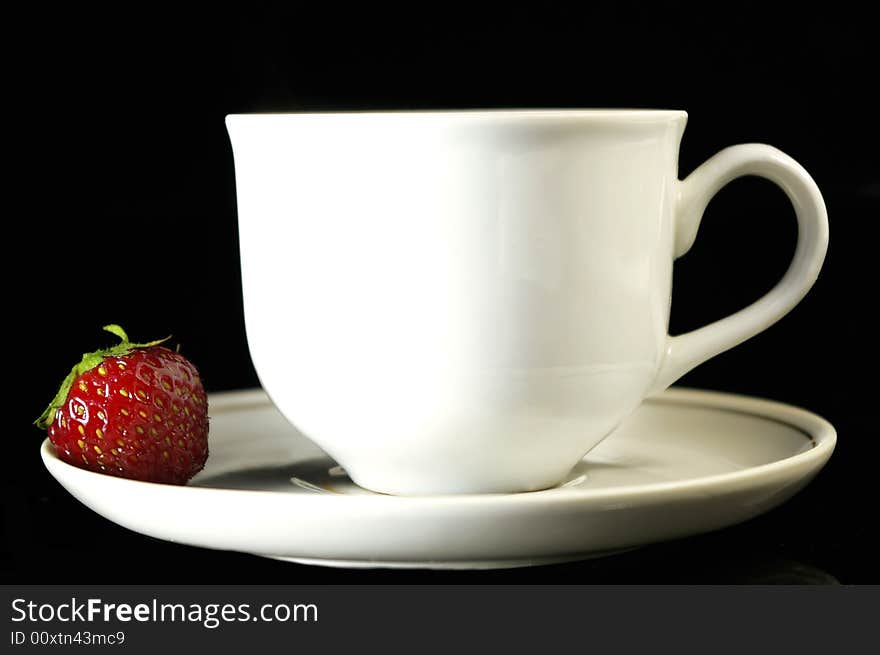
[[40, 386, 836, 506]]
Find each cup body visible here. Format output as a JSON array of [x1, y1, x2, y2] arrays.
[[227, 110, 688, 494]]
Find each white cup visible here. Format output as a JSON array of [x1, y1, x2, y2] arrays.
[[226, 110, 828, 495]]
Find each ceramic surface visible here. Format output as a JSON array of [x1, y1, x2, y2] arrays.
[[41, 388, 836, 569], [226, 110, 829, 494]]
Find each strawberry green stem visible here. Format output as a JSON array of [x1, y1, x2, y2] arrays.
[[34, 324, 170, 430]]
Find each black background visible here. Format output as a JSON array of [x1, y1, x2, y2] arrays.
[[4, 3, 877, 583]]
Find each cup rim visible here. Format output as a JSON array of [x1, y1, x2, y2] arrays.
[[225, 108, 688, 123]]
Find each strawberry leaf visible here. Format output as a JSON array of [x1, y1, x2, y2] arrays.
[[34, 325, 171, 430]]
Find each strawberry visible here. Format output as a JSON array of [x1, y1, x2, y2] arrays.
[[35, 325, 209, 485]]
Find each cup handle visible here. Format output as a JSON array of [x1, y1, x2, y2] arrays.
[[649, 144, 829, 394]]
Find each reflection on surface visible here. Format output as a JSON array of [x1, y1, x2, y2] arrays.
[[736, 558, 839, 585], [510, 529, 843, 585]]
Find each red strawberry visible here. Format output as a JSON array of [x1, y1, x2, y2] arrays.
[[36, 325, 209, 485]]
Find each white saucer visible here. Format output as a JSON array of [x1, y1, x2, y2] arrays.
[[41, 387, 836, 569]]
